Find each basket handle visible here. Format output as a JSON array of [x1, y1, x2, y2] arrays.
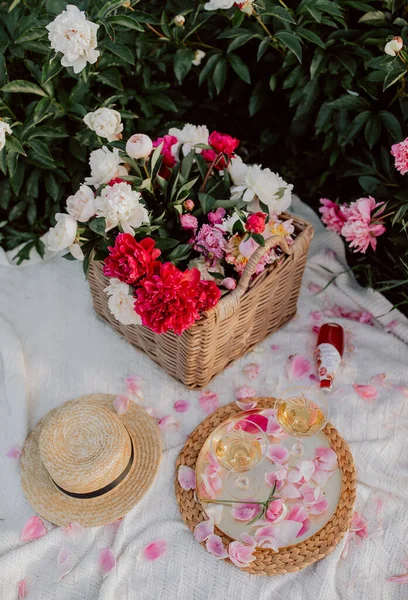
[[213, 234, 293, 321]]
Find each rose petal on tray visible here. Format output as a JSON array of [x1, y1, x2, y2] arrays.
[[231, 503, 261, 522], [266, 444, 289, 465], [206, 534, 228, 559], [137, 539, 167, 562], [194, 519, 214, 542], [178, 465, 196, 491]]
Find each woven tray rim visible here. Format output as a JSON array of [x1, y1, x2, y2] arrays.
[[175, 398, 357, 576]]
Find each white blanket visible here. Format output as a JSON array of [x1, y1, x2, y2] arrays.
[[0, 197, 407, 600]]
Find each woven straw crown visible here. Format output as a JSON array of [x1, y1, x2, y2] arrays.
[[39, 402, 132, 495]]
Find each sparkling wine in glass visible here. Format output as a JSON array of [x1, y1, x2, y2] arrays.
[[275, 386, 328, 455], [210, 416, 267, 499]]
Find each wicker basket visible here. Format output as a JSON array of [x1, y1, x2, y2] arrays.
[[88, 212, 313, 389]]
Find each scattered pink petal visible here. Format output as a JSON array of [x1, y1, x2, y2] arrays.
[[266, 413, 288, 439], [310, 311, 323, 322], [265, 499, 287, 523], [137, 539, 167, 562], [286, 355, 311, 380], [113, 394, 130, 414], [270, 344, 281, 351], [194, 519, 214, 542], [61, 522, 84, 544], [311, 325, 320, 334], [387, 574, 408, 583], [6, 445, 22, 459], [353, 384, 378, 403], [145, 407, 160, 418], [265, 467, 287, 491], [266, 444, 289, 465], [205, 503, 223, 525], [174, 400, 190, 413], [312, 462, 334, 487], [299, 484, 322, 506], [20, 516, 47, 542], [205, 534, 228, 559], [240, 414, 268, 433], [287, 503, 309, 523], [231, 503, 262, 522], [309, 496, 329, 515], [254, 521, 302, 550], [54, 547, 78, 582], [17, 579, 28, 599], [309, 373, 318, 382], [325, 248, 337, 259], [178, 465, 196, 491], [370, 373, 388, 388], [125, 375, 144, 400], [242, 363, 261, 380], [394, 385, 408, 398], [314, 446, 338, 471], [228, 534, 257, 568], [199, 390, 219, 414], [235, 385, 256, 400], [308, 283, 322, 293], [350, 512, 368, 538], [385, 320, 398, 333], [236, 400, 258, 411], [280, 484, 301, 499], [158, 415, 179, 430], [99, 548, 116, 576]]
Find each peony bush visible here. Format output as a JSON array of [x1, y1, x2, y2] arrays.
[[0, 0, 407, 312]]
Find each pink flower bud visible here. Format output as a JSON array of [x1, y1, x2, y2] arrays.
[[221, 277, 236, 290], [184, 199, 194, 211]]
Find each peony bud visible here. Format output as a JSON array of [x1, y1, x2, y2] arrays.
[[174, 14, 185, 27], [222, 277, 237, 290], [384, 36, 403, 56], [180, 214, 198, 230], [126, 134, 153, 159], [184, 199, 194, 211], [192, 50, 206, 66]]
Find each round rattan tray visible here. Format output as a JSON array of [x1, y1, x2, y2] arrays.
[[175, 398, 357, 575]]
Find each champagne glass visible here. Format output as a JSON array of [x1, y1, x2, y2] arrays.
[[209, 415, 268, 500], [275, 386, 329, 456]]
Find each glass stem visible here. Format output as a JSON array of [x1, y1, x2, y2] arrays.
[[292, 438, 304, 455]]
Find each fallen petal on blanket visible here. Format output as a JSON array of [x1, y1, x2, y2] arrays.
[[6, 445, 22, 459], [61, 521, 84, 544], [99, 547, 116, 576], [137, 539, 167, 562], [174, 400, 190, 412], [353, 384, 378, 403], [20, 516, 47, 542], [17, 579, 28, 599], [386, 574, 408, 584], [199, 390, 219, 414], [54, 547, 78, 582], [286, 355, 311, 380]]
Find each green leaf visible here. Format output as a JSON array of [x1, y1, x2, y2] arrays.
[[328, 95, 369, 110], [228, 54, 251, 84], [181, 150, 194, 180], [342, 111, 370, 145], [26, 168, 41, 199], [176, 178, 199, 201], [213, 57, 227, 94], [275, 31, 302, 63], [26, 138, 56, 169], [89, 217, 107, 237], [232, 218, 245, 235], [0, 148, 6, 175], [15, 27, 46, 44], [45, 172, 59, 201], [1, 80, 47, 96], [263, 6, 296, 24], [107, 15, 144, 31], [6, 136, 26, 156], [167, 243, 192, 262], [96, 68, 123, 90], [297, 28, 326, 49], [379, 111, 403, 141], [364, 115, 381, 149], [249, 79, 267, 116], [257, 38, 270, 62], [269, 75, 277, 91], [174, 48, 194, 83], [358, 10, 387, 25], [8, 0, 22, 11], [154, 238, 179, 250], [10, 161, 24, 196], [106, 42, 135, 65], [97, 0, 125, 19], [227, 34, 256, 54], [383, 63, 407, 91], [9, 199, 26, 221], [199, 53, 219, 85], [198, 192, 216, 214], [251, 233, 265, 246]]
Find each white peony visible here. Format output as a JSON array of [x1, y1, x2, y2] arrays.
[[85, 146, 127, 188], [384, 36, 403, 56], [95, 181, 149, 233], [168, 123, 209, 156], [66, 185, 96, 222], [104, 279, 142, 326], [83, 108, 123, 142], [126, 133, 153, 159], [46, 5, 99, 74], [192, 50, 206, 66], [188, 256, 224, 280], [231, 164, 293, 214], [0, 121, 12, 151], [69, 243, 84, 261], [228, 155, 248, 187], [204, 0, 234, 10], [47, 213, 77, 252]]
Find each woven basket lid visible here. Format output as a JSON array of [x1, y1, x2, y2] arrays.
[[20, 394, 161, 527]]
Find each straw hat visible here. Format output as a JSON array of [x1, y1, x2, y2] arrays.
[[20, 394, 161, 527]]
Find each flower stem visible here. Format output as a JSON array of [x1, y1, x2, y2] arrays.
[[199, 152, 223, 192]]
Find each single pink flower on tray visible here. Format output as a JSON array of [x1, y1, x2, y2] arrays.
[[194, 519, 214, 542], [206, 534, 228, 559], [265, 499, 287, 523], [20, 516, 47, 542], [178, 465, 196, 491], [391, 137, 408, 175], [137, 539, 167, 562], [231, 502, 262, 522], [228, 533, 257, 568], [319, 198, 347, 234], [353, 384, 378, 403]]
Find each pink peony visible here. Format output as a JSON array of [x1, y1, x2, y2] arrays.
[[266, 499, 287, 523], [228, 533, 256, 568], [245, 212, 267, 234], [391, 137, 408, 175], [194, 224, 227, 262], [180, 214, 198, 230], [341, 196, 386, 253], [319, 198, 347, 234], [207, 207, 226, 225], [103, 234, 161, 285], [152, 134, 178, 167]]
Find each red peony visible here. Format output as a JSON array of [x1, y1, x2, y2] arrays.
[[245, 212, 267, 234], [103, 234, 161, 285], [107, 177, 126, 186], [152, 134, 178, 168], [134, 262, 221, 335], [202, 131, 240, 170]]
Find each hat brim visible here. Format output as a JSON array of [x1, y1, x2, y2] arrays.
[[20, 394, 161, 527]]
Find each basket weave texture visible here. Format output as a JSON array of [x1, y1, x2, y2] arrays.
[[175, 398, 357, 576], [88, 213, 313, 389]]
